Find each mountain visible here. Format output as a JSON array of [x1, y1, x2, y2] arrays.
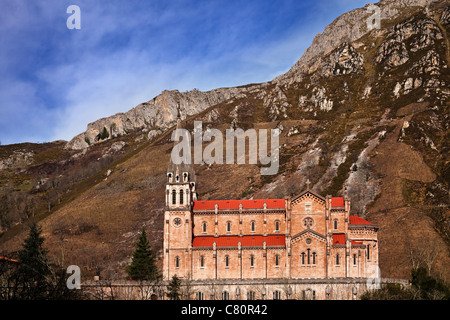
[[0, 0, 449, 282]]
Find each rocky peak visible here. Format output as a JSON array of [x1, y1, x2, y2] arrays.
[[65, 0, 445, 151], [275, 0, 438, 83], [65, 86, 249, 150]]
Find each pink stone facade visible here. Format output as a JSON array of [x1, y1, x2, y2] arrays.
[[163, 175, 378, 283], [162, 146, 379, 300]]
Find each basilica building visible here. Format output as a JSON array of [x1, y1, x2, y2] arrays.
[[162, 121, 379, 300]]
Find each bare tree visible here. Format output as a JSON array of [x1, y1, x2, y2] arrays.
[[207, 282, 217, 300], [280, 279, 292, 299], [408, 239, 442, 275], [136, 280, 161, 300], [254, 284, 267, 300], [182, 273, 194, 300]]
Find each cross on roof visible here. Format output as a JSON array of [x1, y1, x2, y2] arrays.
[[306, 179, 311, 190]]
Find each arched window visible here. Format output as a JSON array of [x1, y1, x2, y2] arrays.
[[307, 248, 311, 264], [275, 220, 280, 232], [247, 291, 255, 300], [275, 254, 279, 266], [200, 256, 205, 268], [312, 252, 316, 265], [172, 189, 176, 205], [273, 290, 281, 300], [353, 254, 357, 265], [202, 222, 207, 233], [334, 219, 338, 230], [336, 254, 340, 265], [225, 255, 229, 268], [222, 291, 229, 300], [226, 221, 231, 233], [302, 289, 316, 300], [179, 189, 183, 205], [367, 245, 370, 260], [251, 220, 256, 232], [196, 291, 204, 300], [301, 252, 305, 265], [175, 256, 180, 268], [250, 255, 255, 267]]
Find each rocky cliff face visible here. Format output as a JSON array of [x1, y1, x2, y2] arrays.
[[66, 87, 252, 150], [66, 0, 444, 150], [275, 0, 437, 82], [0, 150, 34, 170]]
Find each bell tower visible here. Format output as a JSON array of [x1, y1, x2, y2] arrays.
[[163, 109, 197, 280], [165, 162, 197, 209]]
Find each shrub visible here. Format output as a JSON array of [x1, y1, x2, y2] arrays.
[[100, 127, 109, 140]]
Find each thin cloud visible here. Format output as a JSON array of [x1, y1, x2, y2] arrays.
[[0, 0, 371, 145]]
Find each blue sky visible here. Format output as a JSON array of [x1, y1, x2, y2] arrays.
[[0, 0, 371, 145]]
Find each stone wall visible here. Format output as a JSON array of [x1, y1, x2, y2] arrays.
[[82, 278, 409, 300]]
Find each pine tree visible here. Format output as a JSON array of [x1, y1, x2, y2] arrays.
[[167, 274, 182, 300], [2, 223, 85, 300], [126, 228, 159, 281], [16, 223, 51, 299]]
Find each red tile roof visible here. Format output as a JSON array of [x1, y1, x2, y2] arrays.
[[331, 197, 345, 208], [349, 216, 373, 225], [192, 235, 286, 248], [193, 199, 285, 211], [332, 235, 365, 246], [0, 256, 19, 263], [332, 233, 346, 245]]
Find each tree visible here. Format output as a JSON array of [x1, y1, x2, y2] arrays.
[[411, 267, 450, 300], [100, 127, 109, 140], [361, 268, 450, 300], [167, 275, 182, 300], [15, 222, 51, 299], [126, 228, 159, 281], [1, 223, 85, 300], [407, 239, 441, 275]]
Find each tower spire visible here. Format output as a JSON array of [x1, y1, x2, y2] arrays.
[[166, 102, 197, 208]]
